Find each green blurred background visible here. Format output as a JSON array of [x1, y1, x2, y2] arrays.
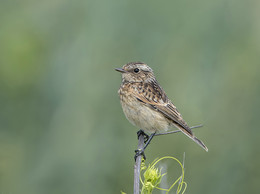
[[0, 0, 259, 193]]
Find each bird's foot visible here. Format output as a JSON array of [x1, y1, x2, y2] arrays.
[[134, 149, 146, 161], [137, 130, 149, 143]]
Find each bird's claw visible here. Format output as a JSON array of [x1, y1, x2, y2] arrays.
[[137, 130, 149, 143], [134, 149, 146, 161]]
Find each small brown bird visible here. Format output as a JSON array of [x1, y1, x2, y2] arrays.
[[116, 62, 208, 153]]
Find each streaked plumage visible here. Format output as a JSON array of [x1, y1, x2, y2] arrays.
[[116, 62, 208, 151]]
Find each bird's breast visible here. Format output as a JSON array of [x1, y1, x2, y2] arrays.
[[119, 87, 169, 133]]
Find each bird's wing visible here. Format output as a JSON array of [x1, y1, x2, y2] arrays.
[[134, 79, 193, 136]]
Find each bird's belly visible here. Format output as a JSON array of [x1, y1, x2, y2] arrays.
[[121, 101, 169, 133]]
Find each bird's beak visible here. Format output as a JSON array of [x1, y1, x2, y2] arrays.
[[115, 68, 127, 73]]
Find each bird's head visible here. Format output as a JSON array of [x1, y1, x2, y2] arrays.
[[115, 62, 154, 83]]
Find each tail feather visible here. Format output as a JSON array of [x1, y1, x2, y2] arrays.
[[193, 137, 208, 152], [176, 125, 208, 152]]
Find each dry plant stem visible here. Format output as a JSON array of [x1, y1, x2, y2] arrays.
[[155, 124, 203, 136], [134, 131, 145, 194]]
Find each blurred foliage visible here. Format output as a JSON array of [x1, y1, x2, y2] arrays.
[[0, 0, 259, 193]]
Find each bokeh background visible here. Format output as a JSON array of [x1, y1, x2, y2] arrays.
[[0, 0, 259, 193]]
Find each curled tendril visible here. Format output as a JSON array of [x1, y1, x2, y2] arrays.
[[140, 156, 187, 194]]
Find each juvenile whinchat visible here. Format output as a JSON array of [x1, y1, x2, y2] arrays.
[[116, 62, 208, 152]]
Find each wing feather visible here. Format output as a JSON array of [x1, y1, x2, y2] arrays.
[[134, 79, 193, 136]]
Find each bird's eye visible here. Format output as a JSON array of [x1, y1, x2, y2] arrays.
[[134, 68, 139, 73]]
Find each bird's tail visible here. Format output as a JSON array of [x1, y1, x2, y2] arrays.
[[178, 126, 208, 152], [193, 136, 208, 152]]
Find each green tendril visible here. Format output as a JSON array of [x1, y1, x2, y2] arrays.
[[140, 156, 187, 194]]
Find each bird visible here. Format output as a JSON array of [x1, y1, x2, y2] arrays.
[[115, 62, 208, 159]]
